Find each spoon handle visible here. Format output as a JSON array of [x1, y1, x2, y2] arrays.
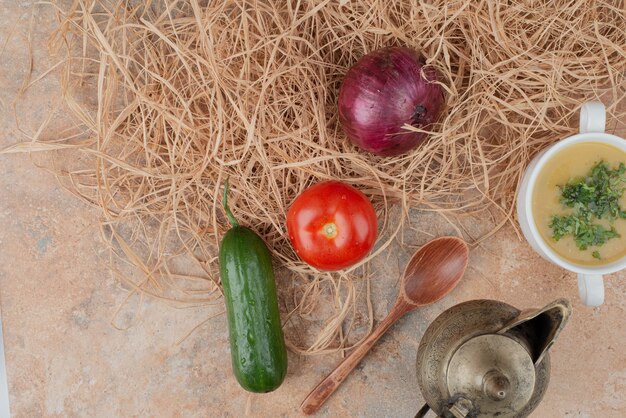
[[300, 300, 411, 415]]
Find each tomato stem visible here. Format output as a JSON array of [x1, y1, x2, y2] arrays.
[[223, 177, 239, 227], [322, 222, 337, 239]]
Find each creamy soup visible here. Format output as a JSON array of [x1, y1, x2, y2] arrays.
[[532, 142, 626, 266]]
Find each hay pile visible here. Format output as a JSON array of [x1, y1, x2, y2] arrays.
[[7, 0, 626, 353]]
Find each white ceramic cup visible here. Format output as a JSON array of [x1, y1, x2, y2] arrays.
[[517, 101, 626, 307]]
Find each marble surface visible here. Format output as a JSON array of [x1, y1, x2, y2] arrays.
[[1, 2, 625, 417]]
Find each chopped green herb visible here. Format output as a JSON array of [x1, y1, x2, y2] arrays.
[[550, 215, 619, 249], [549, 160, 626, 258], [559, 162, 626, 221]]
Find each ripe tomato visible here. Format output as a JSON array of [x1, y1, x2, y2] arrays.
[[286, 181, 378, 271]]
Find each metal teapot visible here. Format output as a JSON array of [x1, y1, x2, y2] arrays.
[[415, 298, 572, 418]]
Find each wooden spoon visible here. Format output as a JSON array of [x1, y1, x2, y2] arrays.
[[300, 236, 469, 415]]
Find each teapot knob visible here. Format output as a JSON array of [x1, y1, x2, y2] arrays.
[[482, 369, 511, 401]]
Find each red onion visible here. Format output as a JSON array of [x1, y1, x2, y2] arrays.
[[338, 47, 445, 156]]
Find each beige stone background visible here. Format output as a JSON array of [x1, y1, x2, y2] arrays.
[[1, 2, 625, 417]]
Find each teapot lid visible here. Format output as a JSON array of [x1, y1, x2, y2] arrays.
[[446, 334, 536, 417]]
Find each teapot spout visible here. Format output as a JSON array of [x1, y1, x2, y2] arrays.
[[499, 298, 572, 365]]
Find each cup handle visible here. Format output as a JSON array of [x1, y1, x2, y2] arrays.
[[579, 101, 605, 133], [577, 273, 604, 306]]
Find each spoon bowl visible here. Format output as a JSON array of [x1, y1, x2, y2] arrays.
[[402, 236, 469, 306], [301, 236, 469, 415]]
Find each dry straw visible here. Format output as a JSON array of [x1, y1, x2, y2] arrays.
[[6, 0, 626, 354]]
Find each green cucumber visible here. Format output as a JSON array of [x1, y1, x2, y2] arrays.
[[218, 179, 288, 393]]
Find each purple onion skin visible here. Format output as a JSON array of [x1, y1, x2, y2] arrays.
[[338, 47, 445, 156]]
